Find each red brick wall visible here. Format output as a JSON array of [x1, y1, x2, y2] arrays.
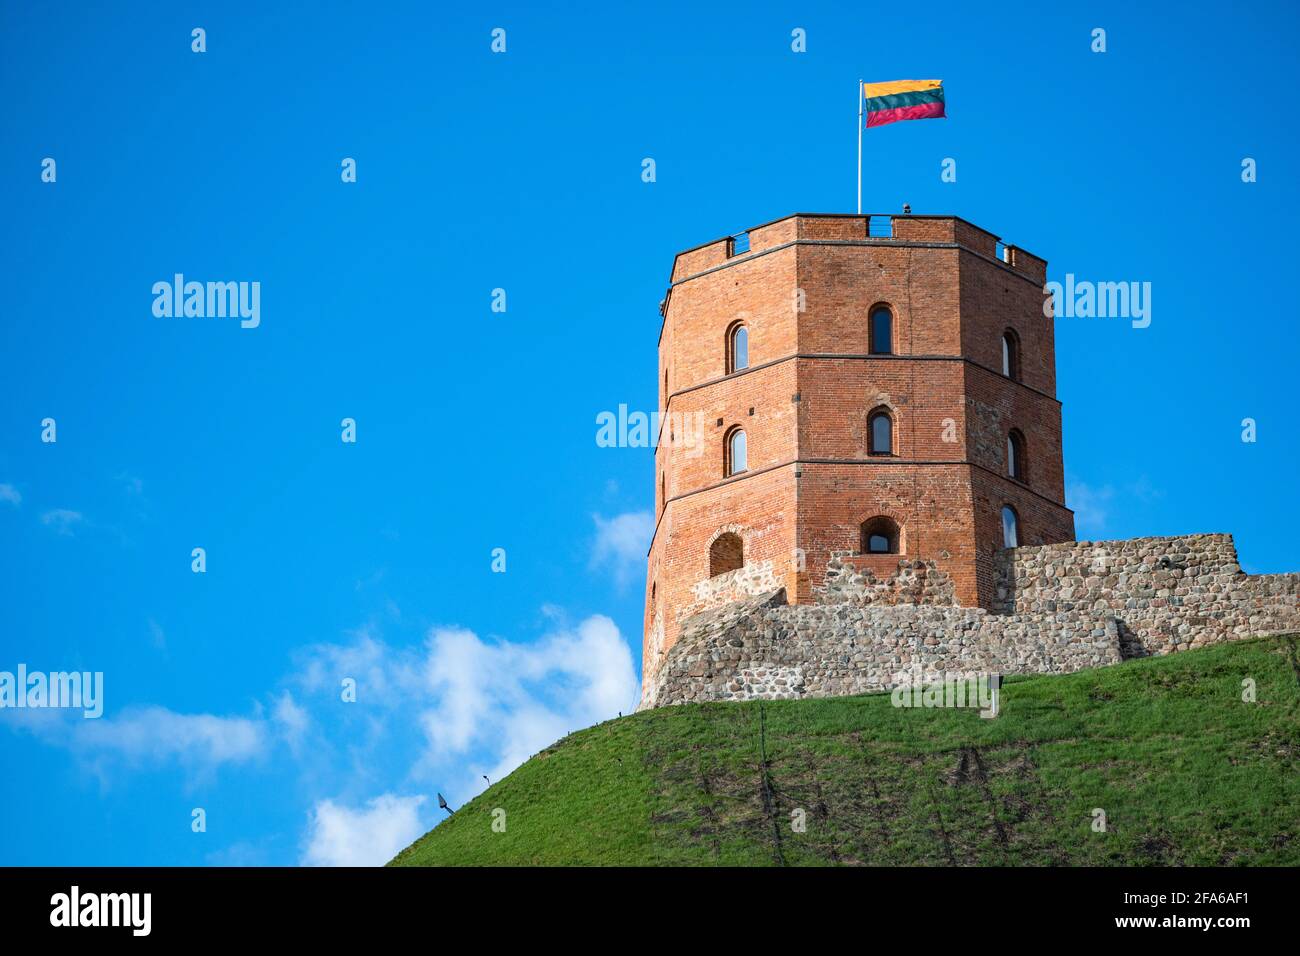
[[796, 244, 962, 355]]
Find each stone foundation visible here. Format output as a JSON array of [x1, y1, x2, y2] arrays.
[[642, 533, 1299, 708]]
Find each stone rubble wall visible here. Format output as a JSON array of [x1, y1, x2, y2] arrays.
[[677, 559, 782, 622], [654, 593, 1122, 706], [646, 533, 1300, 707], [992, 534, 1300, 656], [640, 613, 667, 708], [644, 555, 955, 707], [815, 555, 959, 607]]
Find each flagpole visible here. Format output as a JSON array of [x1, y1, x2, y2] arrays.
[[856, 79, 863, 214]]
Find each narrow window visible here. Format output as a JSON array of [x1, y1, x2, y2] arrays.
[[870, 307, 893, 355], [728, 323, 749, 373], [1002, 505, 1019, 549], [660, 473, 665, 507], [860, 516, 900, 554], [709, 532, 744, 576], [1007, 429, 1025, 481], [1002, 329, 1020, 380], [726, 427, 747, 476], [868, 409, 893, 455]]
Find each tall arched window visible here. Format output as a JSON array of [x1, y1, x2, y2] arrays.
[[860, 516, 900, 554], [1007, 429, 1026, 481], [725, 427, 747, 476], [1002, 329, 1020, 380], [868, 408, 893, 456], [709, 532, 744, 577], [727, 323, 749, 373], [870, 306, 893, 355], [1001, 505, 1019, 549]]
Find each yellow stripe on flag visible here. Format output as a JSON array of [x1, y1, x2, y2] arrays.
[[863, 79, 943, 98]]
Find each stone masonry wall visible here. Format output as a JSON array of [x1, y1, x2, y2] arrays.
[[992, 534, 1300, 656], [674, 557, 783, 624], [645, 533, 1300, 707], [815, 554, 958, 607]]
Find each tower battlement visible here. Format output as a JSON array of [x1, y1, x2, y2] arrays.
[[666, 213, 1047, 291]]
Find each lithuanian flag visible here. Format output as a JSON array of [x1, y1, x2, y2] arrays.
[[863, 79, 945, 128]]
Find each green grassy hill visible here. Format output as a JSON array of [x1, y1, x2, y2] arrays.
[[390, 635, 1300, 866]]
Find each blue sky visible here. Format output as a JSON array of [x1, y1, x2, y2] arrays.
[[1, 1, 1297, 865]]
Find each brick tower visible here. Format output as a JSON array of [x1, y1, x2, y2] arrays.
[[642, 213, 1075, 704]]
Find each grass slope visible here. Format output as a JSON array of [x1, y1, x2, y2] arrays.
[[390, 635, 1300, 866]]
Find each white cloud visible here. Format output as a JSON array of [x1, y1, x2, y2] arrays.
[[591, 510, 654, 588], [2, 704, 273, 785], [301, 793, 426, 866], [0, 483, 20, 506], [1066, 480, 1114, 537], [1067, 476, 1163, 539], [272, 691, 310, 753], [40, 508, 83, 535], [295, 614, 640, 797], [75, 706, 268, 769], [417, 614, 639, 784], [294, 628, 422, 706]]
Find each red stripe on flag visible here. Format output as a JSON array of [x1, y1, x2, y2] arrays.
[[866, 101, 946, 128]]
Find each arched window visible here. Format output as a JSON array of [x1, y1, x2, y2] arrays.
[[868, 408, 893, 456], [1002, 329, 1020, 380], [725, 427, 747, 476], [660, 473, 666, 507], [870, 306, 893, 355], [1001, 505, 1019, 549], [1007, 429, 1026, 481], [860, 516, 900, 554], [709, 532, 744, 576], [727, 323, 749, 373]]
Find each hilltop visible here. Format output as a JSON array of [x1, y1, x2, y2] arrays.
[[391, 635, 1300, 866]]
